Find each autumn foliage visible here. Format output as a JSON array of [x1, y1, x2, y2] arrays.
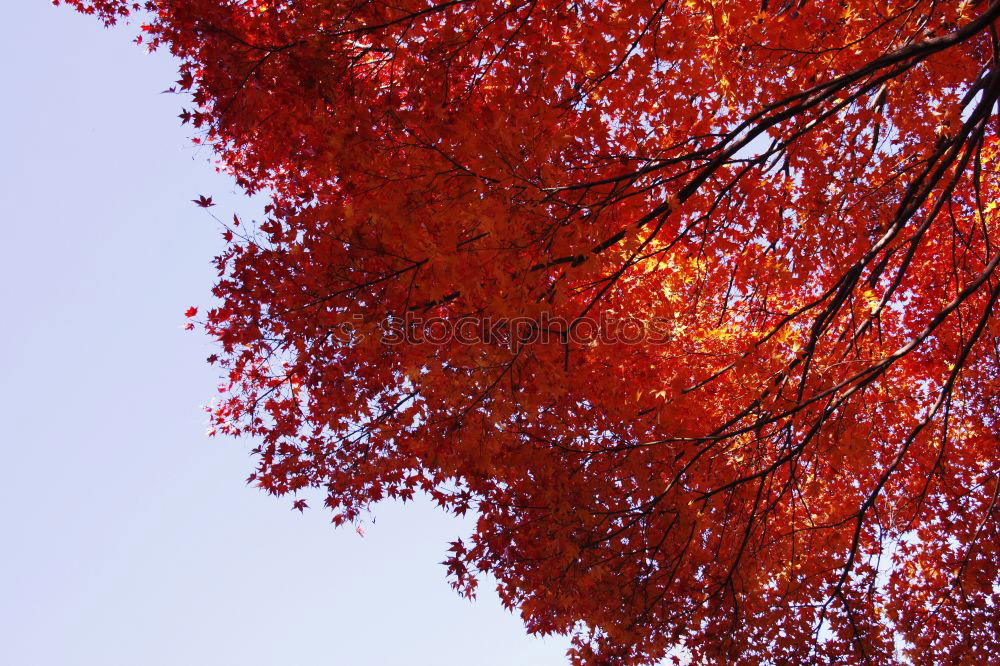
[[60, 0, 1000, 662]]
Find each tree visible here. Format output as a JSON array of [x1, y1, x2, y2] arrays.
[[59, 0, 999, 662]]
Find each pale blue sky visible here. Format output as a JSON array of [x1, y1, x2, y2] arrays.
[[0, 2, 569, 663]]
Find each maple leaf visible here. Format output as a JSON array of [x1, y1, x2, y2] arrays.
[[192, 195, 214, 208]]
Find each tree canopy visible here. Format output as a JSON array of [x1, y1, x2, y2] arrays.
[[61, 0, 999, 662]]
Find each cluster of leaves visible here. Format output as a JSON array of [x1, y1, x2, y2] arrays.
[[61, 0, 1000, 663]]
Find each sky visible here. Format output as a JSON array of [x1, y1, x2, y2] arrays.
[[0, 2, 570, 664]]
